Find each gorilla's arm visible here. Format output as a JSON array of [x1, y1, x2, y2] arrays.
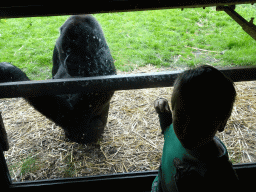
[[0, 62, 73, 127], [26, 96, 73, 128]]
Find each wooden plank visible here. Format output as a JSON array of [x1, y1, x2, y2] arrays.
[[0, 67, 255, 98], [1, 0, 256, 18]]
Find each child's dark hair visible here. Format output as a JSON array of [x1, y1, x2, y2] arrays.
[[171, 65, 236, 123]]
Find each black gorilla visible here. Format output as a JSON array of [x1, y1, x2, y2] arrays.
[[52, 15, 116, 78], [0, 15, 116, 144]]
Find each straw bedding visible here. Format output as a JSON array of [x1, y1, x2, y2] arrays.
[[2, 65, 256, 182]]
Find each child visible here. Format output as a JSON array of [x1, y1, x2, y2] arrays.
[[152, 65, 239, 192]]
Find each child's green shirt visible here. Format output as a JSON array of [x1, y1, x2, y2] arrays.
[[152, 124, 238, 192]]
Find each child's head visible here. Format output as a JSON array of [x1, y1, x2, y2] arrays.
[[171, 65, 236, 149]]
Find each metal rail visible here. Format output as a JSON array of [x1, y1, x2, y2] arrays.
[[0, 67, 255, 98]]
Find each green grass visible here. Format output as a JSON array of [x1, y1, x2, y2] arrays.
[[8, 155, 41, 179], [0, 5, 256, 80], [20, 156, 38, 175]]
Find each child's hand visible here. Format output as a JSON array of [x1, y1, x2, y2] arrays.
[[154, 98, 172, 134], [154, 98, 171, 113]]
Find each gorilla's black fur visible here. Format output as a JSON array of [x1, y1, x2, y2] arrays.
[[0, 15, 116, 144]]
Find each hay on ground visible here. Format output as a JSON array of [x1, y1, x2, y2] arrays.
[[2, 64, 256, 182]]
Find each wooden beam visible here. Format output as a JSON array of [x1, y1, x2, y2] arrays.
[[1, 0, 256, 18]]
